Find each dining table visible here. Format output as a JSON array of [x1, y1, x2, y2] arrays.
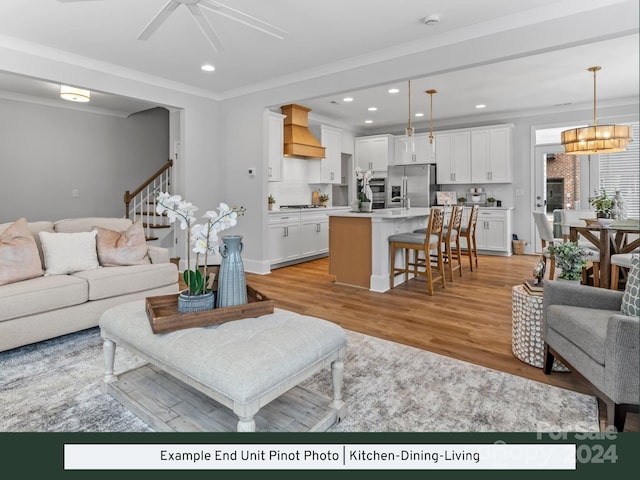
[[567, 218, 640, 289]]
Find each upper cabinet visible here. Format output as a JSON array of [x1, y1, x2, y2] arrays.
[[266, 111, 286, 182], [392, 133, 432, 165], [319, 125, 342, 184], [470, 125, 513, 183], [436, 124, 513, 184], [355, 134, 394, 173], [435, 131, 471, 184]]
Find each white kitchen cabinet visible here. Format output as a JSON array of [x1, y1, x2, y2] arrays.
[[268, 213, 301, 264], [471, 125, 513, 183], [355, 134, 394, 172], [269, 209, 332, 266], [301, 213, 329, 256], [266, 111, 286, 182], [392, 132, 433, 165], [474, 208, 513, 255], [313, 125, 342, 184], [435, 131, 471, 184]]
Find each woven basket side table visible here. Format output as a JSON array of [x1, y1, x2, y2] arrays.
[[511, 285, 569, 372]]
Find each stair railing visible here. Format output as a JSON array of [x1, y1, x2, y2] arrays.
[[124, 159, 173, 240]]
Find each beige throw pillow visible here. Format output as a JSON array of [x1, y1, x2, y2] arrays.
[[0, 218, 44, 285], [94, 220, 150, 267], [39, 230, 100, 275]]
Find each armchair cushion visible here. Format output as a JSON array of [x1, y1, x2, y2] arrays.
[[620, 255, 639, 317]]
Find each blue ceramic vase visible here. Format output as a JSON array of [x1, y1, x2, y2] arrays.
[[216, 235, 248, 308]]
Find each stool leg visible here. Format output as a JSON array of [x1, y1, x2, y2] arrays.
[[389, 243, 396, 289]]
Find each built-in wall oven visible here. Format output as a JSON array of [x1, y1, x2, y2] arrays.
[[369, 178, 386, 210]]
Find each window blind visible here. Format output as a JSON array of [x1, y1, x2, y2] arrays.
[[598, 121, 639, 219]]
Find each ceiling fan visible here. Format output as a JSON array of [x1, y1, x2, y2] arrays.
[[58, 0, 288, 52]]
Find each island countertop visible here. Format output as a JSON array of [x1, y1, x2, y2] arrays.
[[328, 207, 430, 220]]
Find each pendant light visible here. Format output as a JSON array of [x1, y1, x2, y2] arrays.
[[425, 89, 437, 161], [561, 66, 632, 155], [404, 80, 415, 153]]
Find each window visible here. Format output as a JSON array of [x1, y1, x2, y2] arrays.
[[598, 121, 639, 218]]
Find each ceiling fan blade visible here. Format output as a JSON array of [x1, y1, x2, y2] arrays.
[[199, 0, 288, 40], [137, 0, 180, 41], [186, 4, 224, 52]]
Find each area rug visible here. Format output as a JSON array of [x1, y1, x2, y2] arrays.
[[0, 327, 598, 432]]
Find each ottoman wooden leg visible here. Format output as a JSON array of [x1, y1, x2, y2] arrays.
[[102, 338, 118, 384], [236, 415, 256, 432]]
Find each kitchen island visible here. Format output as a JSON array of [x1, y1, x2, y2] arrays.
[[328, 208, 431, 292]]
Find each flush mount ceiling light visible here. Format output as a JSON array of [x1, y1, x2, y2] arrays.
[[426, 89, 437, 161], [423, 14, 440, 25], [388, 88, 400, 94], [200, 63, 215, 71], [561, 66, 632, 155], [343, 97, 354, 102], [60, 85, 90, 102]]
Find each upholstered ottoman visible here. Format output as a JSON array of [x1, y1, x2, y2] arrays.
[[99, 301, 347, 432]]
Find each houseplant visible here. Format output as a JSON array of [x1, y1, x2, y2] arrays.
[[487, 196, 496, 207], [268, 194, 275, 210], [589, 189, 613, 218], [319, 193, 329, 206], [546, 241, 588, 281], [155, 192, 245, 312], [355, 167, 373, 212], [457, 196, 466, 205]]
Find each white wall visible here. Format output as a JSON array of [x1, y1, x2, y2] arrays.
[[0, 99, 168, 223]]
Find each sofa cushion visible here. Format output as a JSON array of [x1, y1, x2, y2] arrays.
[[54, 217, 132, 234], [0, 275, 88, 322], [71, 263, 177, 301], [0, 220, 54, 269], [39, 230, 101, 275], [621, 254, 639, 317], [547, 305, 619, 365], [95, 220, 150, 267], [0, 218, 43, 286]]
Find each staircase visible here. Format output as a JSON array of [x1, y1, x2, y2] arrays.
[[124, 159, 174, 247]]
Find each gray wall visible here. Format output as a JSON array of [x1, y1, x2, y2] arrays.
[[0, 99, 169, 223]]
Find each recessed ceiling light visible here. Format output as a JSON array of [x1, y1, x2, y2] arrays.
[[201, 64, 215, 72], [414, 112, 424, 117], [343, 97, 354, 102], [388, 88, 400, 94], [475, 104, 486, 109], [365, 120, 373, 124], [368, 107, 378, 111]]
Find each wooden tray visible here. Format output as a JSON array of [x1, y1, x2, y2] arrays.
[[145, 285, 274, 334]]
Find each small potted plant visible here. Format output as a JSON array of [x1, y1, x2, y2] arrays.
[[589, 189, 613, 219], [268, 194, 276, 211], [457, 196, 466, 205], [487, 196, 496, 207], [319, 193, 329, 207], [546, 241, 588, 281]]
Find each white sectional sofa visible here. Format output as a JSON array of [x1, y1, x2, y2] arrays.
[[0, 217, 178, 352]]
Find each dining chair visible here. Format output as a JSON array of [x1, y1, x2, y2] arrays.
[[389, 207, 446, 295], [610, 251, 639, 290], [533, 211, 563, 279], [458, 205, 480, 271]]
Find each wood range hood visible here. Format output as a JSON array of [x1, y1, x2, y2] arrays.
[[281, 104, 326, 159]]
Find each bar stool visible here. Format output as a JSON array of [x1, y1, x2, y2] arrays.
[[459, 205, 480, 271], [389, 207, 445, 295], [414, 205, 463, 281], [610, 252, 639, 290]]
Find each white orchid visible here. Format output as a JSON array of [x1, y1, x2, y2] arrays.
[[155, 191, 245, 296]]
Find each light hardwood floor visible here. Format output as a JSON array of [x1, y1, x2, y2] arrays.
[[241, 254, 638, 432]]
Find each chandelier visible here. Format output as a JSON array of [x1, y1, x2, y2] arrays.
[[561, 66, 632, 155]]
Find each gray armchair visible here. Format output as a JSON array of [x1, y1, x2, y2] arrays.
[[543, 280, 639, 431]]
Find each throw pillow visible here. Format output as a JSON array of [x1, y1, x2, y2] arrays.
[[39, 230, 100, 275], [621, 254, 639, 317], [0, 218, 44, 285], [94, 220, 150, 267]]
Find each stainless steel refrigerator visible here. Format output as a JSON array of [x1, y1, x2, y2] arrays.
[[386, 164, 438, 208]]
